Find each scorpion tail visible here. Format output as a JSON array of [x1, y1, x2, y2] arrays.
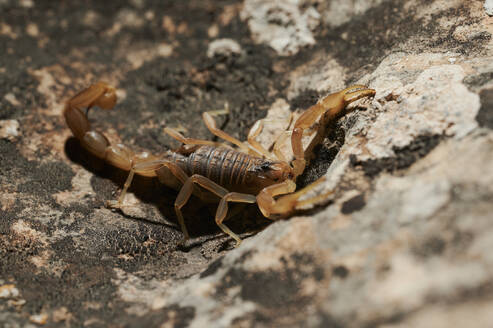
[[64, 82, 159, 175], [64, 82, 131, 170], [63, 82, 116, 139]]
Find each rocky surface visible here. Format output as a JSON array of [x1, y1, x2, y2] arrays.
[[486, 0, 493, 16], [1, 0, 493, 327]]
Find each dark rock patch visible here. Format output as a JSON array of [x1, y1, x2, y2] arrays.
[[332, 265, 350, 279], [125, 305, 196, 328], [199, 256, 224, 278], [341, 194, 366, 214], [216, 252, 325, 314], [350, 134, 442, 178], [289, 88, 322, 110], [464, 72, 493, 88], [476, 88, 493, 129], [412, 235, 447, 258]]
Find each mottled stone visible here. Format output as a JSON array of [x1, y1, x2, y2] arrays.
[[320, 0, 385, 27], [2, 0, 493, 327], [362, 59, 480, 158], [241, 0, 320, 55], [486, 0, 493, 16], [477, 88, 493, 128], [207, 38, 243, 58], [0, 119, 20, 140]]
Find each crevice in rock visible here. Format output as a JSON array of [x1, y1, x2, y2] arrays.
[[350, 134, 443, 178]]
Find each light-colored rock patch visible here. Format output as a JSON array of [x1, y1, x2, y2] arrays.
[[241, 0, 320, 55]]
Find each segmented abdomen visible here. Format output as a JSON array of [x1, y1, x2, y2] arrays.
[[180, 146, 254, 188]]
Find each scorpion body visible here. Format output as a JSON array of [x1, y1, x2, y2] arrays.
[[169, 146, 293, 195], [64, 81, 375, 245]]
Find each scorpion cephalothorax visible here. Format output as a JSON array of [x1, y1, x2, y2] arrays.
[[64, 81, 375, 246]]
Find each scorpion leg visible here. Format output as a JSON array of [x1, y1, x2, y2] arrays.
[[215, 192, 257, 246], [107, 158, 202, 242], [256, 176, 332, 218], [202, 112, 254, 154], [270, 111, 296, 162], [107, 159, 187, 206], [291, 85, 376, 177], [246, 120, 278, 159], [108, 158, 241, 245], [164, 127, 227, 148], [105, 157, 186, 211], [272, 131, 291, 162], [203, 110, 286, 161], [174, 174, 254, 245], [175, 174, 228, 242], [247, 111, 295, 161]]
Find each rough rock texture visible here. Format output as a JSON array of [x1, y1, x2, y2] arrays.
[[486, 0, 493, 16], [241, 0, 321, 56], [1, 0, 493, 327]]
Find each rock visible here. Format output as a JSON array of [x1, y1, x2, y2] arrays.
[[485, 0, 493, 16], [207, 38, 243, 58], [29, 313, 49, 325], [319, 0, 385, 27], [241, 0, 320, 55], [360, 57, 480, 158], [0, 284, 19, 298], [0, 119, 20, 140], [2, 0, 493, 327]]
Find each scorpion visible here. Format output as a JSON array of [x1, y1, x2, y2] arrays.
[[64, 81, 375, 246]]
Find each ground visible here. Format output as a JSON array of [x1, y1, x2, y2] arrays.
[[1, 0, 493, 327]]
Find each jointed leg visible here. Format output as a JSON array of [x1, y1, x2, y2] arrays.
[[164, 127, 230, 148], [107, 158, 187, 208], [272, 130, 291, 162], [269, 111, 296, 162], [247, 111, 296, 161], [247, 120, 277, 159], [291, 85, 375, 177], [256, 176, 332, 218], [256, 180, 296, 217], [174, 174, 257, 246], [216, 192, 256, 246], [174, 174, 229, 242], [202, 111, 252, 153]]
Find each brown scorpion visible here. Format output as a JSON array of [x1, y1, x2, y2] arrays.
[[64, 81, 375, 246]]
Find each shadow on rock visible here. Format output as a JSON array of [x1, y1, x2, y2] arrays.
[[64, 136, 269, 246]]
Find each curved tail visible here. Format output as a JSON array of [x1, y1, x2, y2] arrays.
[[63, 82, 156, 176]]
